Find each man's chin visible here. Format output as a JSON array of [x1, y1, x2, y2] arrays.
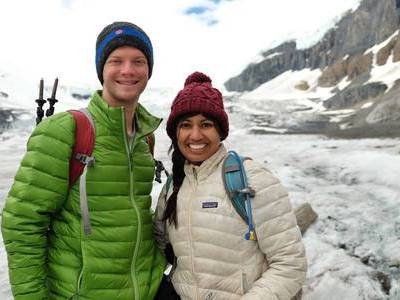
[[117, 92, 141, 103]]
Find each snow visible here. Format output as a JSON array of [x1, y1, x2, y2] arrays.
[[368, 54, 400, 91], [295, 0, 362, 50], [366, 30, 399, 58], [320, 109, 355, 123], [1, 84, 400, 299], [264, 52, 282, 61], [241, 68, 334, 103], [337, 76, 352, 91], [361, 102, 373, 109], [225, 134, 400, 299], [363, 29, 400, 90]]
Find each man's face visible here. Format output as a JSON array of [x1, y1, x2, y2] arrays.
[[102, 46, 149, 107]]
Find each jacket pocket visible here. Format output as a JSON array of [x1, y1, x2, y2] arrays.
[[210, 270, 247, 296], [241, 272, 251, 294]]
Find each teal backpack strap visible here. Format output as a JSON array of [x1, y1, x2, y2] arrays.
[[223, 151, 257, 241], [165, 175, 173, 196]]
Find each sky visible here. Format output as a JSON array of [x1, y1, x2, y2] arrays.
[[0, 0, 361, 91]]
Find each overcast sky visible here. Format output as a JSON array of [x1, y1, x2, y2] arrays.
[[0, 0, 360, 90]]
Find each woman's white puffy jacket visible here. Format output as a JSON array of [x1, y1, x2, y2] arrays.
[[154, 145, 307, 300]]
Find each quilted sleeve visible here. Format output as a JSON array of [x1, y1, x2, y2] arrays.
[[241, 160, 307, 300], [153, 182, 170, 253], [1, 112, 74, 299]]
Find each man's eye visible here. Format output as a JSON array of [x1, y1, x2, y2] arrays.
[[134, 60, 146, 65], [108, 59, 121, 65]]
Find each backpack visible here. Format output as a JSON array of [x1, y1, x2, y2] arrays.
[[165, 150, 256, 241]]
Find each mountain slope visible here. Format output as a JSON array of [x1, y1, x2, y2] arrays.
[[224, 0, 400, 137]]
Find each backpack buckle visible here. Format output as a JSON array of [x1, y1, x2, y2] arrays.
[[238, 187, 255, 198], [75, 153, 95, 167]]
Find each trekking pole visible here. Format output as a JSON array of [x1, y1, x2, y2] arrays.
[[35, 78, 46, 125], [46, 78, 59, 117], [155, 160, 169, 183]]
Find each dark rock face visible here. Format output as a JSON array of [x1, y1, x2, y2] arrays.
[[225, 41, 299, 92], [365, 82, 400, 124], [324, 82, 388, 110], [324, 82, 400, 138], [225, 0, 399, 92]]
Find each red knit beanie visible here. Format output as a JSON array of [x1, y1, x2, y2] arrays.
[[166, 72, 229, 140]]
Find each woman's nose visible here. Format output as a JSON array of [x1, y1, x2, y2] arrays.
[[189, 125, 202, 140]]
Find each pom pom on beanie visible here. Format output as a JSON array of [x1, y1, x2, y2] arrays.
[[166, 71, 229, 140], [184, 72, 212, 86]]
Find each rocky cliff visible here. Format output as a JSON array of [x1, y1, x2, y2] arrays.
[[224, 0, 400, 137], [225, 0, 399, 92]]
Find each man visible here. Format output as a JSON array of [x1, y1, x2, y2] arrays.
[[2, 21, 165, 299]]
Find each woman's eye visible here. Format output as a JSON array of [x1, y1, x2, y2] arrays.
[[202, 122, 214, 128], [179, 122, 191, 129]]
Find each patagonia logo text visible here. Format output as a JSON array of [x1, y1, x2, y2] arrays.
[[202, 202, 218, 208]]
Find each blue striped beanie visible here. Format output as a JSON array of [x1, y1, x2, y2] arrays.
[[95, 21, 153, 84]]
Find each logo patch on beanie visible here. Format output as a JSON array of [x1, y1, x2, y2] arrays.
[[115, 29, 123, 35]]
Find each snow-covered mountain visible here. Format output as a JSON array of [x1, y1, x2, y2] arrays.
[[224, 0, 400, 138]]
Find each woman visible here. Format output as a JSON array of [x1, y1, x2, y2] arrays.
[[154, 72, 307, 300]]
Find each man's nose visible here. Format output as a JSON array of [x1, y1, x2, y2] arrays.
[[120, 61, 135, 74]]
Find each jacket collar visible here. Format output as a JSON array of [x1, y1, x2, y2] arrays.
[[184, 143, 227, 182], [88, 91, 162, 138]]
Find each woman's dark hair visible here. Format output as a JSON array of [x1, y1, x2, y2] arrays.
[[163, 112, 221, 227]]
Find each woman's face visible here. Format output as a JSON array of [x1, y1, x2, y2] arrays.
[[176, 114, 221, 165]]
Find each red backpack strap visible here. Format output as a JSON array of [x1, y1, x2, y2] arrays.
[[68, 109, 95, 188]]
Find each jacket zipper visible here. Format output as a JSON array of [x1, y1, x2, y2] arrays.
[[122, 110, 141, 300], [188, 168, 200, 300], [76, 269, 83, 298]]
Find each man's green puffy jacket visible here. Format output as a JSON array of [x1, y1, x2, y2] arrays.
[[2, 91, 166, 299]]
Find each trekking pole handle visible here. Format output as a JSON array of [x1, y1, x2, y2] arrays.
[[50, 77, 58, 99], [35, 78, 46, 125], [46, 78, 59, 117]]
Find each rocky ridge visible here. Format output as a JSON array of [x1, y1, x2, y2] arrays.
[[224, 0, 400, 138]]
